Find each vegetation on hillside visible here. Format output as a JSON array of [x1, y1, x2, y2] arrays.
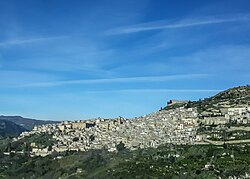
[[1, 133, 56, 153], [1, 137, 250, 179]]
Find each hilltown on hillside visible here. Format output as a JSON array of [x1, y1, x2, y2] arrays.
[[7, 100, 250, 157]]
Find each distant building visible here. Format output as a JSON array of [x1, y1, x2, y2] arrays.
[[167, 100, 189, 106]]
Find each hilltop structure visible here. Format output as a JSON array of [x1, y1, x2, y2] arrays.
[[167, 100, 189, 106]]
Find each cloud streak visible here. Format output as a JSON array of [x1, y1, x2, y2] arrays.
[[0, 36, 69, 47], [83, 88, 221, 94], [107, 14, 250, 35], [21, 74, 208, 87]]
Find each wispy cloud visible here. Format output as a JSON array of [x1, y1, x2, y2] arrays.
[[21, 74, 208, 87], [0, 35, 69, 47], [167, 45, 250, 73], [0, 70, 60, 87], [83, 88, 221, 94], [107, 14, 250, 35]]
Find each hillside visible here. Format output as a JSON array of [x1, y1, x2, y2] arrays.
[[164, 85, 250, 113], [0, 119, 27, 138], [0, 143, 250, 178], [0, 85, 250, 178], [0, 116, 59, 130]]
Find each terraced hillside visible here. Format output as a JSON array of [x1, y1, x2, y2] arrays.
[[164, 86, 250, 113]]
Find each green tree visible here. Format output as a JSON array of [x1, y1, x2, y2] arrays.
[[116, 141, 125, 151]]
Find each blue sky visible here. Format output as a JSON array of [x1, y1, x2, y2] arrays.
[[0, 0, 250, 120]]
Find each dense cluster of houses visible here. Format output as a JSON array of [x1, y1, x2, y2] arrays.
[[15, 107, 199, 156], [202, 105, 250, 125], [10, 103, 250, 157]]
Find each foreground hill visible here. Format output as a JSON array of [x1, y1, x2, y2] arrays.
[[0, 116, 59, 130], [0, 119, 27, 138], [0, 142, 249, 178]]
